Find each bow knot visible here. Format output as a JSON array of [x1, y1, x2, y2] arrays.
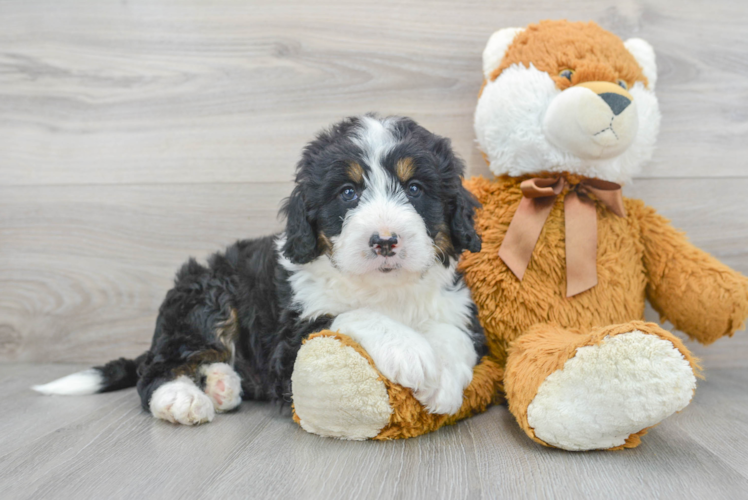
[[498, 176, 626, 297]]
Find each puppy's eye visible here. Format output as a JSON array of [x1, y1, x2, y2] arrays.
[[618, 79, 628, 90], [559, 69, 574, 81], [340, 186, 358, 202], [406, 182, 422, 198]]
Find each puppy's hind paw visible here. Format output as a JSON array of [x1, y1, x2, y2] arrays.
[[201, 363, 243, 412], [150, 376, 215, 425]]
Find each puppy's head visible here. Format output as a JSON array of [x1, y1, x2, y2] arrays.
[[281, 115, 480, 276]]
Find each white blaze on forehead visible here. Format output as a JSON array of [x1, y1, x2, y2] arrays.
[[351, 116, 400, 198], [327, 116, 435, 276]]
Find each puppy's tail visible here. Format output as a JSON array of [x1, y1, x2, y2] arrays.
[[32, 353, 148, 396]]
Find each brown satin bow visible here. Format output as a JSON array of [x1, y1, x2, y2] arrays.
[[498, 176, 627, 297]]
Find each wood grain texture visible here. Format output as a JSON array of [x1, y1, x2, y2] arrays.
[[0, 183, 287, 362], [0, 0, 747, 186], [0, 0, 746, 364], [0, 1, 747, 496], [1, 178, 745, 363], [0, 363, 746, 500]]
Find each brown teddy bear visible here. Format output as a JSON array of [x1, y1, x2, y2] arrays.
[[290, 20, 748, 450]]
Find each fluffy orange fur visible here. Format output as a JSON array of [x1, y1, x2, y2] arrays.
[[462, 175, 746, 448], [478, 20, 647, 99], [504, 321, 702, 448], [292, 20, 748, 446], [293, 172, 747, 443], [292, 331, 505, 440], [490, 20, 647, 90]]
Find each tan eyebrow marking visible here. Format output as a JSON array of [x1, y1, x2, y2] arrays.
[[347, 162, 364, 183], [396, 157, 416, 182]]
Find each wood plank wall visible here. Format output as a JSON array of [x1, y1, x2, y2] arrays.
[[1, 0, 746, 364]]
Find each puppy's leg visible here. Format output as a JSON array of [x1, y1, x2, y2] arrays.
[[140, 354, 243, 424], [139, 258, 244, 424], [136, 342, 234, 425], [149, 376, 215, 425], [418, 323, 479, 415], [200, 362, 243, 412], [330, 308, 440, 400]]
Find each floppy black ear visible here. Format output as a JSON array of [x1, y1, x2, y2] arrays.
[[431, 136, 482, 254], [280, 186, 320, 264], [450, 185, 482, 254]]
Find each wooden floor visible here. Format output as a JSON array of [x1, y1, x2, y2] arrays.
[[1, 362, 747, 500], [1, 0, 748, 498]]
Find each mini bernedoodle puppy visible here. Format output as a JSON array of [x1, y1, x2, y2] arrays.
[[33, 115, 487, 426]]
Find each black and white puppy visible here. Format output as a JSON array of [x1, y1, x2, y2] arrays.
[[33, 115, 486, 426]]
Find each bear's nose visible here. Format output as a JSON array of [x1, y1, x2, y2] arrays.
[[599, 92, 631, 116], [369, 233, 398, 257]]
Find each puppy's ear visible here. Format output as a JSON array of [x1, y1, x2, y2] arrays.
[[433, 137, 482, 255], [450, 185, 482, 254], [280, 186, 320, 264]]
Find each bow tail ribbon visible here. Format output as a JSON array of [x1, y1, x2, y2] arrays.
[[498, 177, 625, 297], [564, 190, 599, 296]]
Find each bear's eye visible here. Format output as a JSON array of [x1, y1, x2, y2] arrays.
[[618, 79, 628, 90], [559, 69, 574, 81]]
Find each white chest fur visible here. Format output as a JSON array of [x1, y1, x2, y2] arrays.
[[277, 237, 473, 334]]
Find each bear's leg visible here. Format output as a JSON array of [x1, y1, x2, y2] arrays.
[[291, 331, 504, 440], [505, 321, 700, 451]]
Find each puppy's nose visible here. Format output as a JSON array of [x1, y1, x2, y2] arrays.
[[599, 92, 631, 116], [369, 232, 398, 257]]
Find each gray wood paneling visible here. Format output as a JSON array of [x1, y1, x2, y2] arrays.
[[2, 0, 748, 498], [1, 179, 746, 363], [1, 0, 747, 186], [1, 0, 747, 364], [0, 183, 287, 362], [0, 363, 745, 500]]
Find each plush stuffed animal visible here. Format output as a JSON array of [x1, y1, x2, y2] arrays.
[[290, 20, 748, 450]]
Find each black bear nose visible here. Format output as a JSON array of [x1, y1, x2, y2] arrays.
[[369, 233, 398, 257], [599, 92, 631, 116]]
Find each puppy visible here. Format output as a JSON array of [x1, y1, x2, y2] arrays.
[[33, 115, 486, 426]]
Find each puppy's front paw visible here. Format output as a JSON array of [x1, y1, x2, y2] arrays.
[[369, 338, 439, 393], [417, 363, 473, 415], [150, 376, 215, 425], [201, 363, 243, 412]]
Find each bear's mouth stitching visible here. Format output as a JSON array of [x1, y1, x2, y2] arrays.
[[593, 116, 619, 140]]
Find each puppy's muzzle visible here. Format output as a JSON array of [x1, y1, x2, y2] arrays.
[[369, 232, 398, 257]]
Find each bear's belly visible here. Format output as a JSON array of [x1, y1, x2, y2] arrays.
[[461, 197, 647, 363]]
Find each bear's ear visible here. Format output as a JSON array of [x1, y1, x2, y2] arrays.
[[482, 27, 525, 79], [624, 38, 657, 90]]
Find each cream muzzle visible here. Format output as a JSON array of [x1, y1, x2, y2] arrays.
[[543, 81, 638, 160]]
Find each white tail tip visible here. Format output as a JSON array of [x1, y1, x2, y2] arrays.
[[32, 369, 103, 396]]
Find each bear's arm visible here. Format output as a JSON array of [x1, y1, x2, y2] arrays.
[[630, 199, 748, 345]]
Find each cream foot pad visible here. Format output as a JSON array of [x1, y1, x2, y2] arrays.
[[527, 331, 697, 450], [292, 336, 392, 440]]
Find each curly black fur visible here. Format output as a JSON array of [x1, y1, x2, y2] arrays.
[[85, 115, 485, 412]]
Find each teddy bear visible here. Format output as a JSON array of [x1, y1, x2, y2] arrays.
[[289, 20, 748, 450]]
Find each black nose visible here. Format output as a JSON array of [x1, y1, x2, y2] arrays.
[[369, 233, 398, 257], [599, 92, 631, 116]]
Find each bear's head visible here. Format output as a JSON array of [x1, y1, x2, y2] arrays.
[[474, 20, 660, 184]]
